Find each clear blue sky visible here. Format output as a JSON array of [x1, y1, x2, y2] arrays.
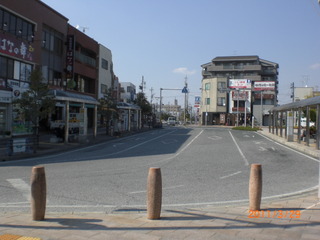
[[42, 0, 320, 106]]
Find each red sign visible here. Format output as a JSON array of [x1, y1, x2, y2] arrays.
[[253, 81, 275, 91], [0, 33, 34, 61]]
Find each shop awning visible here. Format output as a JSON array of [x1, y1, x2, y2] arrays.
[[49, 89, 99, 105]]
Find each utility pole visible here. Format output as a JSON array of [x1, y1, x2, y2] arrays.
[[290, 82, 295, 102], [140, 76, 146, 93], [184, 76, 188, 124]]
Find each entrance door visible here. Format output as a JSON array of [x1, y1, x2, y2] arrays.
[[0, 109, 6, 133]]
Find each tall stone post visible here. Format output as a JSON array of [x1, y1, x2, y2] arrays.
[[31, 166, 46, 221], [249, 164, 262, 211], [147, 168, 162, 219]]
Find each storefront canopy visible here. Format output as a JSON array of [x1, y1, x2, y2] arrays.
[[117, 102, 141, 110], [49, 89, 99, 105]]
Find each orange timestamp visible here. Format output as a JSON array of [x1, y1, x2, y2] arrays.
[[248, 210, 301, 218]]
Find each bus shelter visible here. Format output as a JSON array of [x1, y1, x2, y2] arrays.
[[269, 96, 320, 150]]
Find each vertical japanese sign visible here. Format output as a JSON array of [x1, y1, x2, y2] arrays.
[[66, 35, 75, 79]]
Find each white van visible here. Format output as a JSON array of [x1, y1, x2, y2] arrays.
[[167, 117, 176, 126], [300, 118, 315, 127]]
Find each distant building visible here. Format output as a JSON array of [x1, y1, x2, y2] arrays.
[[98, 45, 114, 99], [201, 55, 279, 126], [120, 82, 136, 103], [294, 87, 315, 102]]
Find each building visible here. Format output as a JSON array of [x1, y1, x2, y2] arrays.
[[201, 56, 279, 126], [294, 87, 314, 102], [120, 82, 136, 103], [98, 44, 113, 99], [0, 0, 69, 136], [0, 0, 100, 140]]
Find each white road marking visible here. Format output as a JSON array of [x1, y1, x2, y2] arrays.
[[258, 146, 267, 151], [229, 131, 249, 166], [257, 132, 320, 163], [7, 178, 30, 201], [208, 136, 222, 140], [220, 171, 242, 179]]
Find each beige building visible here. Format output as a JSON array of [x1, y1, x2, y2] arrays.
[[200, 77, 228, 125], [201, 55, 279, 126]]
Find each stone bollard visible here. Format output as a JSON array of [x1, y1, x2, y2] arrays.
[[147, 167, 162, 219], [249, 164, 262, 211], [31, 166, 47, 221]]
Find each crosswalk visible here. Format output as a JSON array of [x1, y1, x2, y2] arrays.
[[6, 178, 31, 202]]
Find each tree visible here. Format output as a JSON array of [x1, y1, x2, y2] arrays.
[[13, 68, 56, 138], [98, 88, 118, 135], [134, 92, 152, 126]]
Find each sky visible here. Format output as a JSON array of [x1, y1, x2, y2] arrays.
[[41, 0, 320, 106]]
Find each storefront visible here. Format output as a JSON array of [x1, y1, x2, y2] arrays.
[[49, 89, 99, 142]]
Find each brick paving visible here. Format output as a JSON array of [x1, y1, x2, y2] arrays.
[[0, 126, 319, 239]]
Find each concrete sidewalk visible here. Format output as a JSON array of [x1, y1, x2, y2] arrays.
[[0, 126, 320, 239], [0, 192, 319, 240]]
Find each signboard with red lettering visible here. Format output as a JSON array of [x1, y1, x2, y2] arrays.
[[253, 81, 275, 91], [229, 79, 251, 89]]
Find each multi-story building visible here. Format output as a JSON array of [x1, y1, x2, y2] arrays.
[[0, 0, 101, 138], [120, 82, 136, 103], [201, 55, 279, 126], [98, 44, 113, 99]]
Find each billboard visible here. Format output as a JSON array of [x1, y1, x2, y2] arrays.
[[253, 81, 275, 91], [229, 79, 251, 89]]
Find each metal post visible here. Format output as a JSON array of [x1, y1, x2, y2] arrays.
[[236, 88, 239, 127], [260, 91, 263, 126], [159, 88, 162, 121], [244, 92, 247, 127]]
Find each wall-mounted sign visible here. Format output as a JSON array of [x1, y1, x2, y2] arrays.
[[66, 35, 75, 79], [231, 90, 249, 100], [253, 81, 275, 91], [0, 33, 34, 61], [229, 79, 251, 89]]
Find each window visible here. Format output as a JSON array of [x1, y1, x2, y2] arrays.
[[217, 97, 226, 106], [206, 98, 210, 105], [0, 8, 35, 41], [101, 84, 108, 94], [205, 83, 211, 90], [101, 59, 108, 70], [217, 82, 226, 89]]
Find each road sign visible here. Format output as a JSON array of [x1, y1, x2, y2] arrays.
[[182, 87, 188, 93]]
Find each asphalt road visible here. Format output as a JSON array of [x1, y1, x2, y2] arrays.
[[0, 126, 319, 213]]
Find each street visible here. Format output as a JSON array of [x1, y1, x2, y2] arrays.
[[0, 126, 319, 213]]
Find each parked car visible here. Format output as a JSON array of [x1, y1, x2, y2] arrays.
[[300, 118, 315, 127]]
